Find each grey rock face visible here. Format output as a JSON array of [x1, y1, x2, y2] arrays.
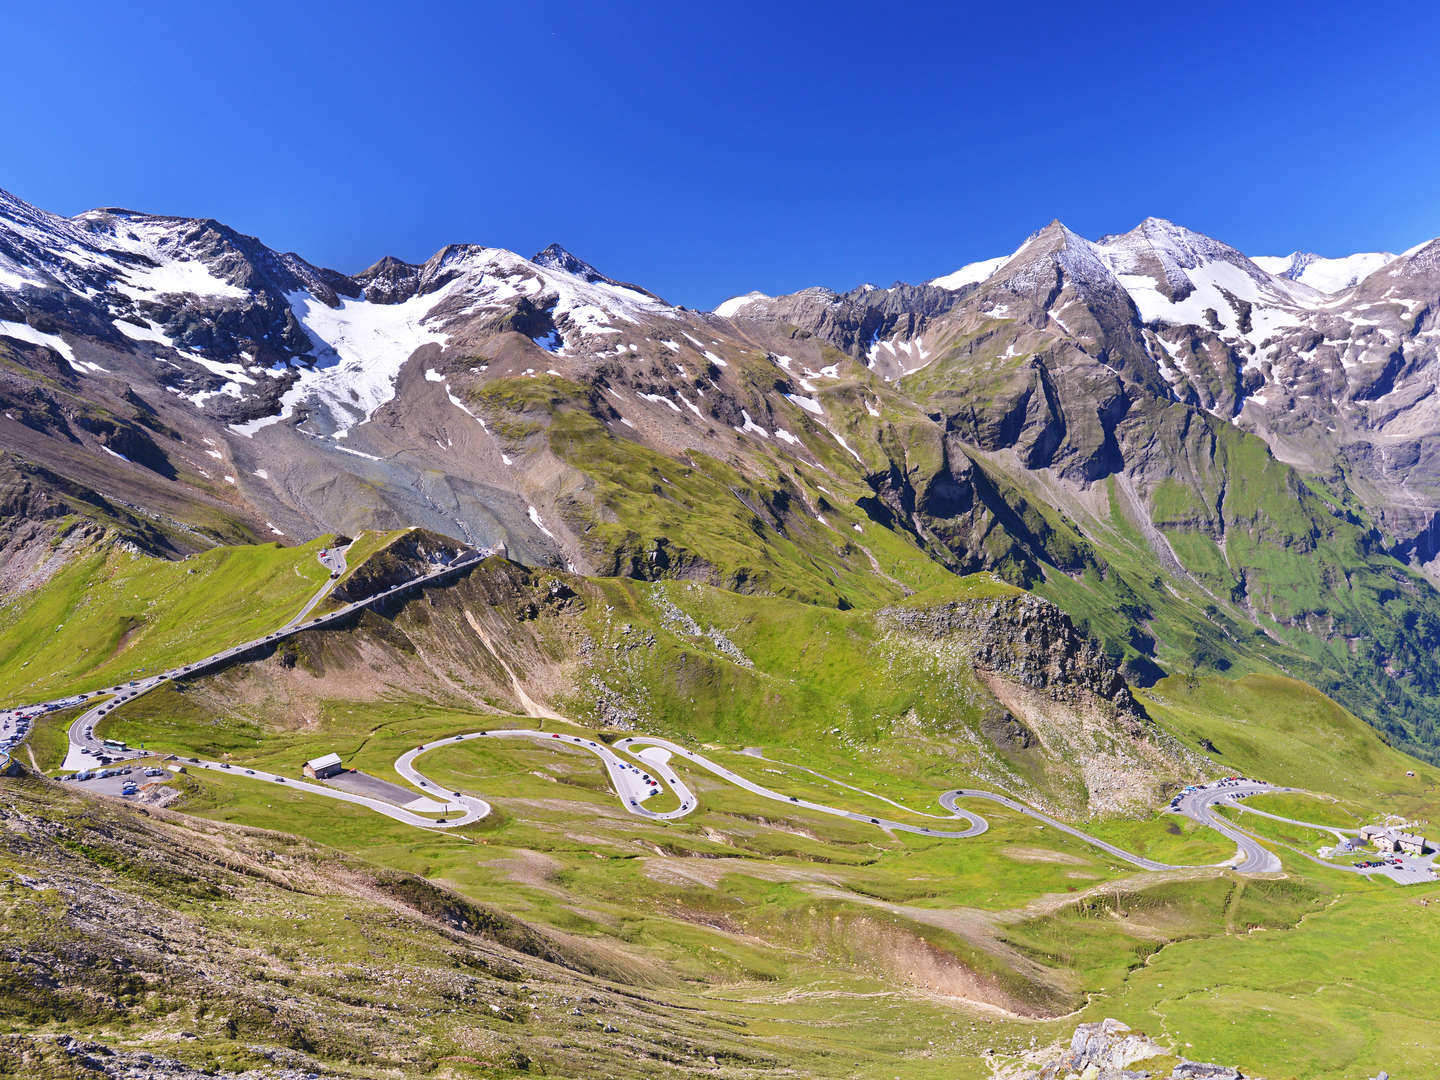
[[880, 594, 1147, 724]]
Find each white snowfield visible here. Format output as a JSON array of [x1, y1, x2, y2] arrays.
[[0, 319, 75, 363], [713, 290, 769, 317], [928, 251, 1013, 291], [247, 285, 459, 437], [1251, 250, 1397, 293]]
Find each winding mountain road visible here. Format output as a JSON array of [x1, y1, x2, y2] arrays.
[[1171, 783, 1288, 874], [183, 756, 488, 828], [397, 729, 691, 822], [5, 544, 1303, 873], [617, 735, 987, 839]]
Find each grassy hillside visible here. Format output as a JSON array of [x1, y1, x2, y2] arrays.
[[1142, 671, 1440, 816], [70, 666, 1440, 1080], [0, 535, 334, 702], [89, 560, 1192, 820]]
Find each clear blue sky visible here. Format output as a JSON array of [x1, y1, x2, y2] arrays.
[[8, 1, 1439, 308]]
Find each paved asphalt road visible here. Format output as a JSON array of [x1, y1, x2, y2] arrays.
[[284, 543, 350, 629], [399, 729, 691, 821], [182, 756, 488, 828], [1171, 782, 1287, 874], [1217, 793, 1439, 883], [939, 788, 1176, 870], [617, 736, 988, 839]]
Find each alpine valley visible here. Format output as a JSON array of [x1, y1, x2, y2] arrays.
[[4, 185, 1440, 1080]]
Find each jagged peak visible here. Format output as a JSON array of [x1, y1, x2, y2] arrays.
[[992, 219, 1120, 297], [531, 242, 606, 283], [1381, 236, 1440, 281], [360, 253, 418, 277], [529, 243, 666, 305], [1102, 217, 1246, 269]]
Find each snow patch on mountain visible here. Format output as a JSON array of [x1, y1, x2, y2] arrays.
[[1252, 251, 1396, 293], [0, 320, 75, 363], [714, 291, 768, 317], [785, 392, 823, 415], [244, 286, 455, 437], [114, 319, 174, 347], [0, 258, 43, 291], [1115, 257, 1300, 339], [527, 506, 556, 540], [110, 248, 247, 301], [929, 252, 1012, 290]]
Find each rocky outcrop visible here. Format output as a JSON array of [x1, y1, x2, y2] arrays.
[[881, 593, 1146, 724], [1024, 1017, 1167, 1079], [1022, 1017, 1394, 1079], [880, 593, 1206, 815], [734, 280, 961, 358], [328, 527, 471, 604]]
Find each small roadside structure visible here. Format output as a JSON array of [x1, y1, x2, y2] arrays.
[[302, 752, 344, 779]]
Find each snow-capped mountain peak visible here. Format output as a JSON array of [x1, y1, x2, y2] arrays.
[[713, 290, 770, 317], [531, 243, 607, 283]]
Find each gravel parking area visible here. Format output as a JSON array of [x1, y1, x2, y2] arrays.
[[67, 767, 173, 798]]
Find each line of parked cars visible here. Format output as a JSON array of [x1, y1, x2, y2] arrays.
[[1168, 776, 1257, 812], [60, 765, 168, 785]]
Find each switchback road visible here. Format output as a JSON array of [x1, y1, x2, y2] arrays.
[[7, 544, 1299, 871]]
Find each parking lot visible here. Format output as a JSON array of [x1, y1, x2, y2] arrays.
[[321, 768, 425, 806], [63, 765, 174, 799], [1348, 851, 1438, 885]]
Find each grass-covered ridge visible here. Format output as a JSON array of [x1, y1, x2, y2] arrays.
[[0, 535, 335, 702]]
